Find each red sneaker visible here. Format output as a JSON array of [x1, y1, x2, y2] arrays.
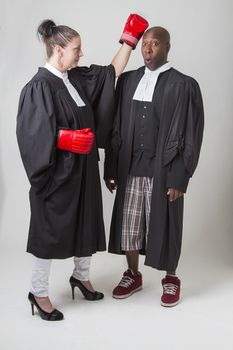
[[161, 275, 181, 307], [112, 269, 142, 299]]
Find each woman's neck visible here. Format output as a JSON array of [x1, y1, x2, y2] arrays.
[[48, 57, 66, 73]]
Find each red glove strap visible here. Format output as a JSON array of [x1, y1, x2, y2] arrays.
[[120, 14, 149, 49]]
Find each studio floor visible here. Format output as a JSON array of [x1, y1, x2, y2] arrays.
[[0, 244, 232, 350]]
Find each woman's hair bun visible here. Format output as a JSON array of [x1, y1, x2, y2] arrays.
[[37, 19, 56, 38]]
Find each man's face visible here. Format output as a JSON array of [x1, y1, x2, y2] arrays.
[[141, 31, 169, 71]]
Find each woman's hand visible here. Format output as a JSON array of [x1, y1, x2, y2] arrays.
[[111, 14, 149, 77], [57, 128, 94, 154]]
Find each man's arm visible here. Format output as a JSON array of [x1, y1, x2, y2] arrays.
[[165, 78, 204, 200], [104, 74, 125, 192]]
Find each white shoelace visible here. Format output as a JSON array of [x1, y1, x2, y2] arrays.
[[118, 276, 135, 288], [163, 283, 178, 295]]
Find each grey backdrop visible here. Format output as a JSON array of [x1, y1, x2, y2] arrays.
[[1, 0, 233, 276]]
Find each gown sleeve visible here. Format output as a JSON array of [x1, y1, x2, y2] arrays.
[[166, 78, 204, 193], [71, 64, 116, 148], [16, 80, 57, 192]]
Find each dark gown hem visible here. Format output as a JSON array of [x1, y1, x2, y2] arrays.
[[108, 248, 146, 256], [144, 260, 178, 271], [108, 250, 178, 270], [27, 248, 106, 259]]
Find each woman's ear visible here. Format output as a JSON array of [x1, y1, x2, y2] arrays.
[[54, 45, 63, 57]]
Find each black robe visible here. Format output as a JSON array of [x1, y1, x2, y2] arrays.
[[104, 67, 204, 271], [17, 64, 115, 259]]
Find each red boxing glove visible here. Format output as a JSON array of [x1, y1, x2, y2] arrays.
[[119, 14, 149, 49], [57, 128, 94, 154]]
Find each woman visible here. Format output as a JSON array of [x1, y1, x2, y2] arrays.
[[16, 16, 148, 321]]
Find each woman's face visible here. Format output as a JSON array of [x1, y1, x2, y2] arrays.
[[60, 36, 83, 70]]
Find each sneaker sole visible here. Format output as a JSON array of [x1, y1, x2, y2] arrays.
[[112, 286, 143, 299], [160, 297, 181, 307]]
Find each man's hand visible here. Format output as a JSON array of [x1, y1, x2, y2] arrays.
[[167, 188, 184, 202], [105, 178, 118, 193]]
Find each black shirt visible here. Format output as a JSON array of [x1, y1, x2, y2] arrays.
[[129, 99, 159, 177]]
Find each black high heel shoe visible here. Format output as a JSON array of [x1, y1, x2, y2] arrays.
[[28, 292, 64, 321], [69, 276, 104, 301]]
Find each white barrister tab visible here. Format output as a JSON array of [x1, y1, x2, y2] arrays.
[[133, 62, 171, 102], [45, 62, 86, 107]]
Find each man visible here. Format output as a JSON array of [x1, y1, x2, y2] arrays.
[[104, 27, 204, 307]]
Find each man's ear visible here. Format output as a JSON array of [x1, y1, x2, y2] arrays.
[[167, 42, 171, 53]]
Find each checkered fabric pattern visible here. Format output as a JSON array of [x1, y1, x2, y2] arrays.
[[121, 176, 153, 251]]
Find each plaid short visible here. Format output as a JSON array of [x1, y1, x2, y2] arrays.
[[121, 176, 153, 251]]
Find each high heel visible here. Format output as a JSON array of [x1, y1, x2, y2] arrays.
[[28, 292, 64, 321], [69, 276, 104, 301]]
